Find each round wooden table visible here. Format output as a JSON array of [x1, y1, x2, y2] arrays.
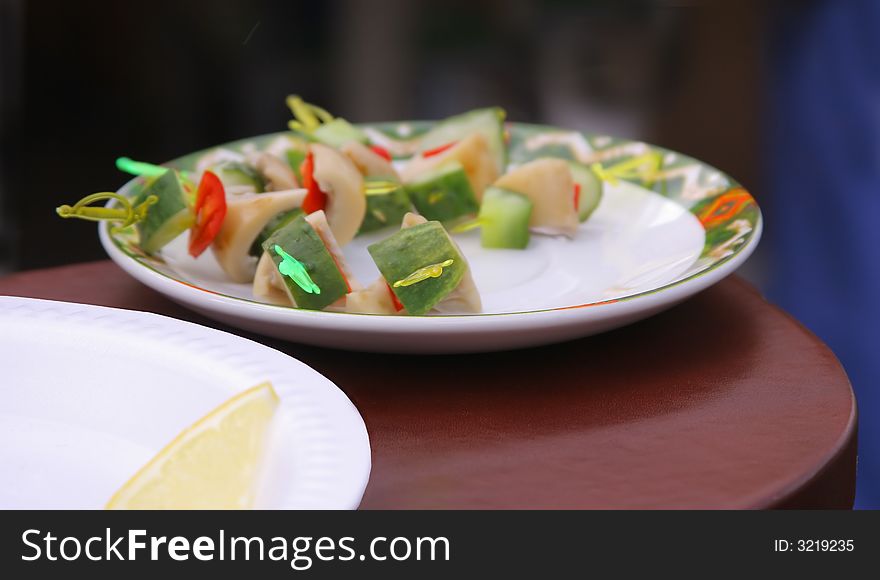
[[0, 261, 857, 508]]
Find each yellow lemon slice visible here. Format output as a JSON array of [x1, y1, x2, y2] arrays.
[[106, 382, 279, 510]]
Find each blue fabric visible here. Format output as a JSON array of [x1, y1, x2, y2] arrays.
[[767, 0, 880, 508]]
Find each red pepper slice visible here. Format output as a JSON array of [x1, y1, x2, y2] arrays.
[[188, 171, 227, 258], [330, 254, 352, 293], [370, 144, 392, 162], [300, 152, 328, 214], [422, 141, 457, 158], [573, 182, 581, 210], [386, 282, 405, 312]]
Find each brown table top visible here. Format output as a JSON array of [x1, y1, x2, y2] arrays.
[[0, 261, 857, 509]]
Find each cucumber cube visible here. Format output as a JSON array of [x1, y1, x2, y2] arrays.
[[405, 161, 479, 223], [359, 179, 412, 234], [368, 221, 466, 315], [479, 187, 533, 249], [262, 215, 349, 311], [249, 208, 304, 257], [213, 161, 265, 192], [133, 170, 193, 254]]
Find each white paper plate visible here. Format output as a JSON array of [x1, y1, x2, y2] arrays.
[[0, 296, 371, 509], [100, 124, 762, 353]]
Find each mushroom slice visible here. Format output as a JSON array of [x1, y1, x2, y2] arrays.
[[401, 211, 427, 229], [246, 151, 298, 191], [253, 251, 294, 306], [341, 141, 399, 179], [431, 265, 482, 314], [346, 277, 398, 315], [310, 143, 366, 246], [212, 189, 306, 283]]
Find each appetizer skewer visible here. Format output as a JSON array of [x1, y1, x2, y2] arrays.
[[255, 210, 358, 311], [368, 213, 481, 315], [492, 158, 579, 238], [57, 98, 620, 317]]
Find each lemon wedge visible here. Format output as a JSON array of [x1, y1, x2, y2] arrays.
[[106, 382, 279, 510]]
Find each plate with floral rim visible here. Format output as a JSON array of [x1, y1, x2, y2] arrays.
[[99, 122, 761, 353]]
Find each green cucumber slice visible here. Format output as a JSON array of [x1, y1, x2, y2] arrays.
[[133, 170, 193, 254], [213, 161, 265, 192], [285, 149, 307, 182], [405, 161, 479, 223], [261, 214, 348, 311], [478, 187, 533, 249], [248, 208, 304, 258], [312, 118, 369, 148], [359, 180, 411, 234], [368, 221, 466, 315], [417, 107, 506, 173], [568, 160, 603, 222]]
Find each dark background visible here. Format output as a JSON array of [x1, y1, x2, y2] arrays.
[[2, 0, 878, 508], [0, 0, 761, 271]]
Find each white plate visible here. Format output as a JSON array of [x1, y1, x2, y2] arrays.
[[0, 296, 371, 509], [100, 125, 762, 353]]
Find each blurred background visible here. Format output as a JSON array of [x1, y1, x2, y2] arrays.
[[0, 0, 876, 507]]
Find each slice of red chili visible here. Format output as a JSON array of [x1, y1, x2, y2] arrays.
[[573, 182, 581, 210], [370, 144, 392, 162], [300, 152, 328, 214], [386, 282, 405, 312], [422, 141, 457, 158], [188, 171, 227, 258]]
